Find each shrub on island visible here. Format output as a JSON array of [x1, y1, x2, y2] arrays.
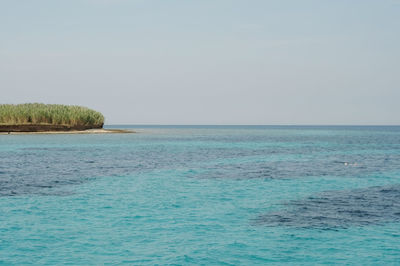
[[0, 103, 104, 132]]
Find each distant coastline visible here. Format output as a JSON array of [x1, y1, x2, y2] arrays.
[[0, 103, 133, 134], [0, 123, 101, 132], [0, 128, 134, 135]]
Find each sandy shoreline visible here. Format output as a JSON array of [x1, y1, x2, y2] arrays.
[[0, 129, 135, 135]]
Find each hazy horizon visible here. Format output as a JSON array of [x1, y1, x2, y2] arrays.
[[104, 124, 400, 127], [1, 1, 399, 125]]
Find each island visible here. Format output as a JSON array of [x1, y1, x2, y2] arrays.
[[0, 103, 133, 134]]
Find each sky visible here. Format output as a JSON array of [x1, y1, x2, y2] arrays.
[[1, 0, 399, 125]]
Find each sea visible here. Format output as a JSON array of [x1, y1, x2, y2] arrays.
[[0, 125, 399, 265]]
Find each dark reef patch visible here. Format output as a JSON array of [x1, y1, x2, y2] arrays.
[[255, 185, 400, 229]]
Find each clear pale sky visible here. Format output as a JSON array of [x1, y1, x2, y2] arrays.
[[1, 0, 399, 125]]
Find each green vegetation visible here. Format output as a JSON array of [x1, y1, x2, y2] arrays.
[[0, 103, 104, 127]]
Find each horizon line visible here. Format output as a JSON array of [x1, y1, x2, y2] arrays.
[[104, 124, 400, 127]]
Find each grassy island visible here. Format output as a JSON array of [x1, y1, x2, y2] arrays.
[[0, 103, 105, 132]]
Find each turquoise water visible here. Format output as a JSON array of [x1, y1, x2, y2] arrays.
[[1, 126, 400, 265]]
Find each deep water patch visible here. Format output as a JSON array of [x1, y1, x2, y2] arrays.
[[255, 185, 400, 229], [1, 126, 400, 197]]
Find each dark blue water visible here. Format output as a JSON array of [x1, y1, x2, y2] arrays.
[[1, 126, 400, 264]]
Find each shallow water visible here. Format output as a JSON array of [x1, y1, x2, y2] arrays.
[[1, 126, 400, 264]]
